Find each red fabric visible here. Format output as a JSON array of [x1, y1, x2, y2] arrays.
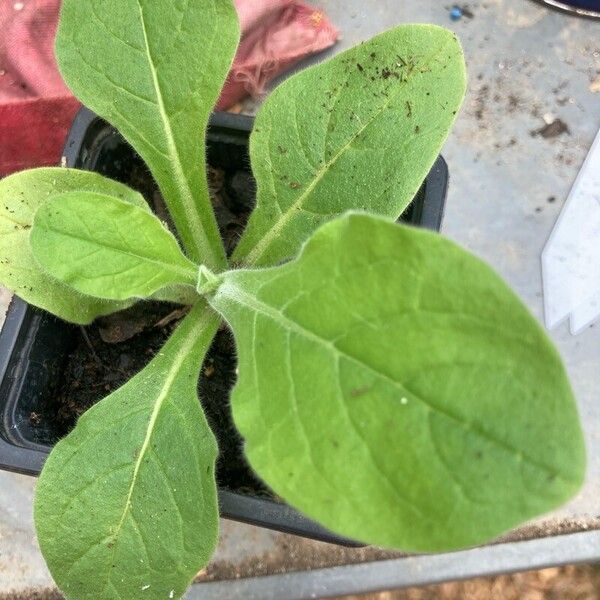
[[0, 0, 338, 176], [219, 0, 338, 109]]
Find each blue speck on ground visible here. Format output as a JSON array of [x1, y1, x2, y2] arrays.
[[450, 5, 463, 21]]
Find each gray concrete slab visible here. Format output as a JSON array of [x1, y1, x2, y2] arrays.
[[0, 0, 599, 595], [0, 470, 53, 593], [0, 290, 54, 593]]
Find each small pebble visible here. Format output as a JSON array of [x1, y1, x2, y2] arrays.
[[449, 5, 463, 21]]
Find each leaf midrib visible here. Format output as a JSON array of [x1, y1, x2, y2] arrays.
[[103, 305, 216, 589], [241, 36, 455, 266], [135, 0, 223, 269], [215, 280, 575, 484], [39, 223, 196, 282]]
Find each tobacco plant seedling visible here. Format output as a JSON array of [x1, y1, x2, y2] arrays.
[[0, 1, 585, 599]]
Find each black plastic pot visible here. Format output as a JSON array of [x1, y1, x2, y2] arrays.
[[534, 0, 600, 18], [0, 108, 447, 545]]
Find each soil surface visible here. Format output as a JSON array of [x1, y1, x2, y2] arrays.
[[37, 145, 268, 496]]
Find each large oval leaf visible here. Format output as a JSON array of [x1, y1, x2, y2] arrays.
[[232, 25, 466, 267], [31, 192, 198, 301], [0, 168, 147, 323], [211, 214, 585, 551], [34, 301, 221, 600], [56, 0, 240, 269]]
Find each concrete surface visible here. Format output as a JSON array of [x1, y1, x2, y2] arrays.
[[1, 0, 600, 595]]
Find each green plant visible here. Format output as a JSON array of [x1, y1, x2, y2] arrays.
[[0, 1, 585, 599]]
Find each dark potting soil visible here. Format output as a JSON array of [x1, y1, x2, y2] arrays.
[[37, 154, 271, 497]]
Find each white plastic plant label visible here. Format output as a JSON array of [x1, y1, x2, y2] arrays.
[[542, 126, 600, 335]]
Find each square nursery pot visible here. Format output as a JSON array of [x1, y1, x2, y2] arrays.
[[0, 108, 448, 546]]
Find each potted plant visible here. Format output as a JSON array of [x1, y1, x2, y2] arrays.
[[0, 105, 447, 542], [0, 1, 585, 599]]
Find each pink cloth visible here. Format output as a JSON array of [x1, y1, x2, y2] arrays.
[[0, 0, 338, 176], [219, 0, 339, 108]]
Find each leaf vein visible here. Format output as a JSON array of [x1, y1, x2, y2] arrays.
[[243, 37, 456, 265], [219, 282, 574, 483]]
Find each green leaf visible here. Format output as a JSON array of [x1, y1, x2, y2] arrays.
[[34, 301, 221, 600], [232, 25, 466, 267], [56, 0, 241, 270], [31, 192, 198, 302], [210, 213, 585, 551], [0, 168, 147, 324]]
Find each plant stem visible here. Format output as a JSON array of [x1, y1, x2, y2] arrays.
[[196, 265, 224, 296]]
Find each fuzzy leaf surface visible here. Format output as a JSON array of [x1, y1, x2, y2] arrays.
[[56, 0, 240, 269], [211, 213, 585, 551], [0, 168, 147, 323], [232, 25, 466, 267], [31, 192, 197, 301], [34, 301, 221, 600]]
